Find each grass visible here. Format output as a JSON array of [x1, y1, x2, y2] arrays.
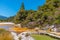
[[32, 34, 57, 40]]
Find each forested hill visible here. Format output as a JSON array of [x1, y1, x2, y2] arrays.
[[0, 15, 7, 20], [2, 0, 60, 28]]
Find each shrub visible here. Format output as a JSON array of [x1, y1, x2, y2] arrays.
[[0, 28, 13, 40]]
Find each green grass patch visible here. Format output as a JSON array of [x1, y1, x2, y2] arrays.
[[32, 34, 57, 40]]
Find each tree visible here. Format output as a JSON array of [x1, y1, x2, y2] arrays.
[[14, 2, 26, 23]]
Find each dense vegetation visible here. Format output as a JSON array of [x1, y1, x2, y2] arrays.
[[1, 0, 60, 28]]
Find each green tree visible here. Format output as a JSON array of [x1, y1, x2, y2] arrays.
[[14, 2, 27, 23]]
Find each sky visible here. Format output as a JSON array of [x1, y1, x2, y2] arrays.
[[0, 0, 46, 17]]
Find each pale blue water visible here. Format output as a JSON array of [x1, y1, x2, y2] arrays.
[[0, 25, 13, 30]]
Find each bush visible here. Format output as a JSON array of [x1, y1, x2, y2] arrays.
[[0, 28, 13, 40]]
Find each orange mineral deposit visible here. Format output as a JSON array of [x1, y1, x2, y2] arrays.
[[12, 27, 28, 33]]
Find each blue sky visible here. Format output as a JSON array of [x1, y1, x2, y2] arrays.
[[0, 0, 46, 17]]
